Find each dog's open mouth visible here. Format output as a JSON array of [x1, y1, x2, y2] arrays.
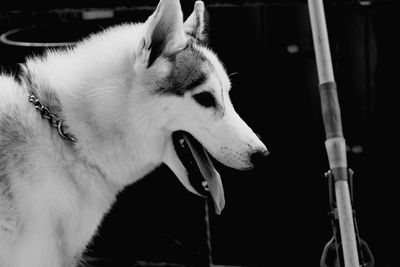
[[172, 131, 225, 214]]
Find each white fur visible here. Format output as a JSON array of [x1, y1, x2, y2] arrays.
[[0, 0, 267, 266]]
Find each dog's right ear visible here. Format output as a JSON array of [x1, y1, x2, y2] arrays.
[[184, 1, 208, 44], [136, 0, 187, 68]]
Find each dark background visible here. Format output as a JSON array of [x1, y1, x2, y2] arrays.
[[1, 1, 399, 266]]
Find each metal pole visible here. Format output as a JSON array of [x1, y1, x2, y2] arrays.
[[307, 1, 360, 267]]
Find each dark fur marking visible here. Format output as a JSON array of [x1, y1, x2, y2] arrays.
[[155, 41, 210, 96], [186, 72, 207, 92]]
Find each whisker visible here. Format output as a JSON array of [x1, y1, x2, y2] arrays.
[[228, 72, 239, 77]]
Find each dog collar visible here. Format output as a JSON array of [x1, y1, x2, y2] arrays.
[[28, 94, 76, 142]]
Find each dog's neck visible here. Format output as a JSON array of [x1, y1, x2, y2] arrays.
[[20, 26, 165, 188]]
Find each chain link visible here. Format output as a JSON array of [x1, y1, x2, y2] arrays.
[[28, 94, 76, 142]]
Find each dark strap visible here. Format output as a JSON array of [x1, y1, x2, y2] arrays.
[[319, 82, 343, 139]]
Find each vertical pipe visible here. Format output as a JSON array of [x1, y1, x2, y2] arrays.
[[308, 0, 334, 84], [307, 1, 360, 267]]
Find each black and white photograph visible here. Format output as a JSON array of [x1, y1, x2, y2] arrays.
[[0, 0, 398, 266]]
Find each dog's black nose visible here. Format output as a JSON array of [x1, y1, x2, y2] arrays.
[[250, 149, 270, 167]]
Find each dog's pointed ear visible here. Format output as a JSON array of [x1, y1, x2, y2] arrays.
[[138, 0, 187, 68], [184, 1, 208, 44]]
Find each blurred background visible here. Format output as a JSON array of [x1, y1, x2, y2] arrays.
[[1, 0, 399, 266]]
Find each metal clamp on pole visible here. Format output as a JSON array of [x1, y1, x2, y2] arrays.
[[321, 170, 374, 267]]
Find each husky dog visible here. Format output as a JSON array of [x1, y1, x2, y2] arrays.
[[0, 0, 268, 266]]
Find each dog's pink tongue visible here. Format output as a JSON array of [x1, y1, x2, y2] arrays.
[[182, 133, 225, 214]]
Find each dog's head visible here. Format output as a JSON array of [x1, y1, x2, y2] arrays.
[[132, 0, 268, 214]]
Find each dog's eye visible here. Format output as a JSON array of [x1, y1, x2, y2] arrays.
[[193, 91, 216, 108]]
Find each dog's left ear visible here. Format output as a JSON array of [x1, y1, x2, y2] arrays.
[[138, 0, 187, 68], [184, 1, 208, 44]]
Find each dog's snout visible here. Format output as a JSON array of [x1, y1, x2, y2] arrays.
[[250, 149, 270, 167]]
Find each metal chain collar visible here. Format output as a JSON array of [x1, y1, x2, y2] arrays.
[[28, 94, 76, 142]]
